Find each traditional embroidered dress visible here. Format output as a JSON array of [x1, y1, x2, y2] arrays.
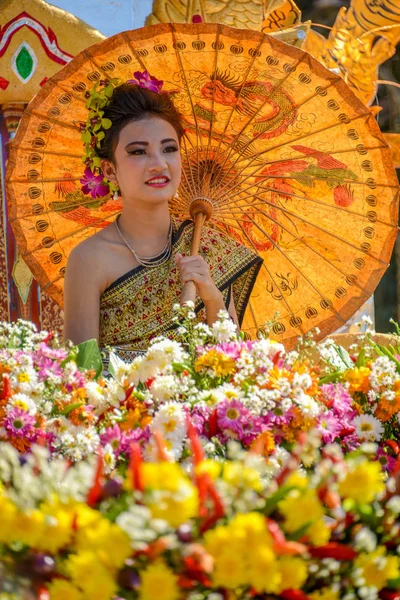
[[99, 217, 262, 364]]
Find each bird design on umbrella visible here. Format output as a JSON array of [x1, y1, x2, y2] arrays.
[[51, 173, 123, 229]]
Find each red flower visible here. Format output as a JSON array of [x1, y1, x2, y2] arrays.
[[309, 542, 357, 560]]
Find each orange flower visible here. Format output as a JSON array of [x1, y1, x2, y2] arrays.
[[69, 406, 95, 426], [375, 395, 400, 422], [9, 436, 31, 453], [344, 367, 371, 394], [250, 430, 275, 456]]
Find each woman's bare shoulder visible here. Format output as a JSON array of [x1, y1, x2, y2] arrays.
[[68, 224, 116, 263]]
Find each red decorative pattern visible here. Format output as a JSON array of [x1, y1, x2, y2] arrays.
[[0, 12, 73, 65], [0, 163, 10, 321], [0, 77, 9, 90]]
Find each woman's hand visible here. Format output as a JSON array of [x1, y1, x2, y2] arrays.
[[175, 252, 223, 306]]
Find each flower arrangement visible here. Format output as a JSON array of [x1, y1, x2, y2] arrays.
[[0, 426, 399, 600], [1, 310, 400, 476]]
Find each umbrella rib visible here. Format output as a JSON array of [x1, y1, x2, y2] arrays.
[[42, 275, 64, 292], [231, 202, 376, 296], [181, 136, 198, 200], [212, 54, 323, 178], [10, 176, 82, 184], [7, 196, 119, 221], [12, 146, 82, 159], [205, 32, 266, 190], [233, 214, 348, 325], [227, 216, 304, 332], [231, 141, 388, 171], [200, 23, 222, 193], [52, 82, 87, 104], [219, 196, 389, 265], [170, 24, 202, 185], [21, 210, 122, 259], [246, 298, 259, 332], [213, 61, 345, 183], [215, 181, 398, 229], [23, 109, 81, 131], [213, 110, 373, 201], [121, 32, 149, 71]]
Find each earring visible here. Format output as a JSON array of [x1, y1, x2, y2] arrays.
[[113, 189, 119, 201], [174, 191, 179, 199]]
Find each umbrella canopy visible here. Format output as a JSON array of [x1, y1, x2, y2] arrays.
[[6, 23, 399, 346]]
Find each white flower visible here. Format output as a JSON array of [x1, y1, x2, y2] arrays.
[[387, 496, 400, 514], [151, 402, 187, 445], [150, 374, 179, 404], [294, 391, 320, 417], [6, 393, 37, 415], [85, 381, 107, 410], [353, 414, 384, 442], [354, 527, 377, 552], [212, 316, 237, 342], [103, 443, 116, 473]]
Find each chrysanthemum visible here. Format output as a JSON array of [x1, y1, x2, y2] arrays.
[[4, 407, 36, 438], [353, 414, 384, 442], [217, 399, 249, 435]]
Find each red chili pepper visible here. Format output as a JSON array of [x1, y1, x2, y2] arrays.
[[309, 542, 357, 560], [0, 374, 12, 400], [86, 449, 104, 507], [129, 442, 144, 492]]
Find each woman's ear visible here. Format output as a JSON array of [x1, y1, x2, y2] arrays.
[[100, 159, 118, 185]]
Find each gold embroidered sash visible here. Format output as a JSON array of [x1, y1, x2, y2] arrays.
[[99, 217, 262, 363]]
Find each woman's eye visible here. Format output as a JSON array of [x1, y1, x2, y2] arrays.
[[128, 149, 146, 155], [164, 146, 178, 153]]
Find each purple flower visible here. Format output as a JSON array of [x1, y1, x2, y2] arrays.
[[80, 168, 110, 198], [376, 447, 396, 472], [4, 408, 36, 438], [127, 70, 164, 94]]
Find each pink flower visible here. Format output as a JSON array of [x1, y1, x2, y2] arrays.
[[100, 424, 125, 455], [80, 168, 110, 198], [217, 399, 249, 436], [377, 447, 396, 472], [4, 408, 36, 438], [316, 412, 343, 444], [128, 70, 164, 94]]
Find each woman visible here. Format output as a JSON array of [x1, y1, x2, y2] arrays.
[[64, 79, 262, 362]]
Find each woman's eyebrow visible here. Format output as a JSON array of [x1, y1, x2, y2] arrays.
[[125, 138, 177, 150]]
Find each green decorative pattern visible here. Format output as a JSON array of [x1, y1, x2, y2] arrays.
[[15, 46, 34, 80]]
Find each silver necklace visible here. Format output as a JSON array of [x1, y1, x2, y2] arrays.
[[114, 215, 173, 268]]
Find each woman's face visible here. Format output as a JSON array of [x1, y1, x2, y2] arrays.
[[104, 116, 181, 207]]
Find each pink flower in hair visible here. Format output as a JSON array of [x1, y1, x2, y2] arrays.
[[128, 70, 164, 93], [80, 167, 110, 198]]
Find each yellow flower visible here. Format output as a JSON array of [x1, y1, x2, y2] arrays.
[[0, 496, 17, 543], [309, 588, 340, 600], [205, 513, 275, 590], [75, 517, 131, 569], [142, 463, 198, 527], [276, 556, 308, 592], [139, 561, 179, 600], [247, 546, 281, 593], [47, 579, 83, 600], [222, 461, 262, 492], [343, 366, 370, 393], [339, 460, 385, 504], [194, 349, 236, 376], [196, 459, 222, 480], [38, 499, 76, 553], [355, 547, 399, 589], [66, 551, 117, 600], [307, 519, 331, 546], [211, 551, 249, 589], [13, 509, 46, 547], [279, 488, 324, 533]]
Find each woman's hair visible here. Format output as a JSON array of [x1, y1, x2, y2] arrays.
[[97, 83, 185, 161]]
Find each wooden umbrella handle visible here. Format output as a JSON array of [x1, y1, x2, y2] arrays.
[[180, 211, 207, 306]]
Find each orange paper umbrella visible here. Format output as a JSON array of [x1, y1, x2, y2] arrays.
[[6, 23, 399, 347]]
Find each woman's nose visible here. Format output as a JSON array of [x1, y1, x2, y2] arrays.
[[148, 153, 168, 171]]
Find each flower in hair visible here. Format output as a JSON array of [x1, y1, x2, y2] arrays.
[[127, 70, 164, 94], [80, 167, 110, 198]]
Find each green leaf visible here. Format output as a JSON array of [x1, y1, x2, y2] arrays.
[[108, 351, 126, 378], [76, 339, 103, 378], [60, 402, 84, 417], [355, 348, 366, 367], [81, 130, 92, 144], [101, 118, 112, 130], [335, 345, 354, 369], [319, 371, 343, 384], [262, 485, 295, 515], [97, 131, 105, 141]]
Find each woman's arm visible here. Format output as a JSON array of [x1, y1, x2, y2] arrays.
[[63, 244, 102, 345]]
